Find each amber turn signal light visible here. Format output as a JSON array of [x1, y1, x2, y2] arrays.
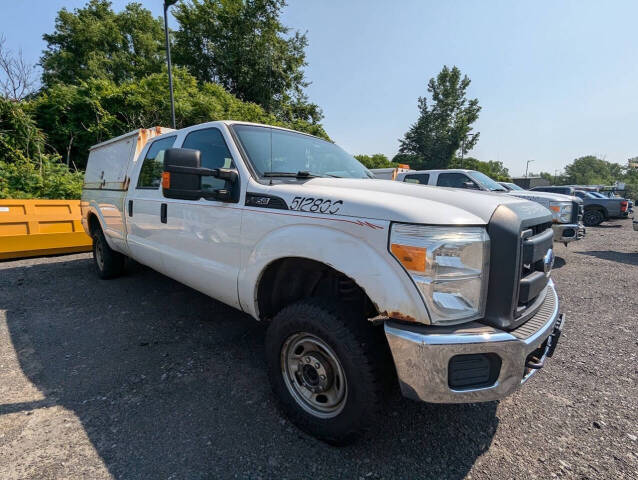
[[162, 171, 170, 189], [390, 244, 427, 274]]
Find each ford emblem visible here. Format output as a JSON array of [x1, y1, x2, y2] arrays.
[[543, 248, 555, 276]]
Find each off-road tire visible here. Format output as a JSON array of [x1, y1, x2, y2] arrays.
[[583, 209, 604, 227], [265, 298, 389, 445], [92, 226, 125, 279]]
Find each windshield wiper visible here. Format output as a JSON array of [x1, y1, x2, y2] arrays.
[[263, 171, 325, 178]]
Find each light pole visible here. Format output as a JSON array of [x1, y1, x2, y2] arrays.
[[163, 0, 178, 129], [525, 159, 535, 177], [460, 136, 465, 168]]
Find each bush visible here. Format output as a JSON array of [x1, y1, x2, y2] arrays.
[[0, 97, 83, 199], [0, 157, 84, 199]]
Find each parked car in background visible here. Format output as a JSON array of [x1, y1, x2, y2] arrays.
[[530, 185, 628, 226], [374, 168, 585, 246], [82, 123, 565, 444]]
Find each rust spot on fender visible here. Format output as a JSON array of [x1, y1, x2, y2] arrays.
[[375, 311, 418, 323]]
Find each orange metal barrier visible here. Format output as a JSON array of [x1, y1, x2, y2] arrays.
[[0, 200, 92, 260]]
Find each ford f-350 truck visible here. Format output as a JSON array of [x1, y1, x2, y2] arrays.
[[82, 122, 564, 444]]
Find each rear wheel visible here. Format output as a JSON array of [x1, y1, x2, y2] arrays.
[[583, 209, 604, 227], [92, 226, 125, 279], [265, 298, 387, 445]]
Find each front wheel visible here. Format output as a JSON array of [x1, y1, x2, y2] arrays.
[[265, 299, 387, 445], [583, 209, 604, 227]]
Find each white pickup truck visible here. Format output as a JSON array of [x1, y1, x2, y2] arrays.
[[82, 121, 564, 444], [376, 168, 585, 246]]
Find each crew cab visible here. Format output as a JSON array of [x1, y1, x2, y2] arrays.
[[530, 185, 629, 226], [376, 168, 584, 246], [82, 122, 565, 444]]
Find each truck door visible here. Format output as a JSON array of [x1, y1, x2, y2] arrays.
[[158, 126, 242, 309], [126, 135, 177, 272]]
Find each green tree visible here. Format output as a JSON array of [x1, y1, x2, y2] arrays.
[[564, 155, 623, 185], [172, 0, 321, 124], [449, 156, 510, 181], [398, 66, 480, 170], [30, 68, 328, 169], [354, 153, 397, 169], [41, 0, 165, 87], [535, 171, 568, 186], [391, 153, 421, 168]]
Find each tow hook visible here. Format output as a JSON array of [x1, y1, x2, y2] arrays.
[[525, 313, 565, 370]]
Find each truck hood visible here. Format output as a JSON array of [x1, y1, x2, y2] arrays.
[[504, 190, 581, 204], [263, 178, 549, 225]]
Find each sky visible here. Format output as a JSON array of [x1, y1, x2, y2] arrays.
[[1, 0, 637, 176]]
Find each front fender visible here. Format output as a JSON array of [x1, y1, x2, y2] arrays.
[[238, 224, 430, 324]]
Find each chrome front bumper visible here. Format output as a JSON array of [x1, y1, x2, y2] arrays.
[[552, 223, 584, 244], [384, 281, 563, 403]]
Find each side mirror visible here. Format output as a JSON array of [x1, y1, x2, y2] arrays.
[[463, 181, 480, 190], [162, 148, 237, 201]]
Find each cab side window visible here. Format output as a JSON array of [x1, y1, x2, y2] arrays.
[[137, 136, 177, 189], [404, 173, 429, 184], [437, 172, 475, 189], [181, 128, 235, 194]]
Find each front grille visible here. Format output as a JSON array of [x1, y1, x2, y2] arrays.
[[484, 204, 553, 330], [571, 200, 582, 224], [516, 224, 553, 317], [530, 222, 552, 235]]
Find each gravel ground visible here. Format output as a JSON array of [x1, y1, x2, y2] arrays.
[[1, 219, 637, 479]]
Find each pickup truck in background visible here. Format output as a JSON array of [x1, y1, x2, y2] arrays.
[[373, 168, 585, 246], [588, 191, 634, 217], [82, 122, 565, 444], [530, 186, 629, 226]]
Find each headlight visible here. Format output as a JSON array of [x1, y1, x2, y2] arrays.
[[389, 224, 490, 324], [548, 202, 572, 223]]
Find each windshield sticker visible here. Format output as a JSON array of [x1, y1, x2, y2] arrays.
[[291, 196, 343, 214]]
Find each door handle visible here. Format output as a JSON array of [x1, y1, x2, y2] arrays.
[[160, 203, 167, 223], [128, 200, 133, 217]]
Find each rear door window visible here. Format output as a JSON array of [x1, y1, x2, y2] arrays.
[[404, 173, 430, 184]]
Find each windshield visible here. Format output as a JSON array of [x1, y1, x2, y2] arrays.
[[590, 192, 606, 198], [470, 171, 507, 191], [504, 182, 524, 191], [232, 124, 373, 179]]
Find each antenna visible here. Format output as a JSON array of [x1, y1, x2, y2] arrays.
[[268, 43, 273, 184]]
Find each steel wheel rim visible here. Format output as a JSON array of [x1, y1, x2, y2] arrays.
[[95, 237, 104, 270], [281, 332, 348, 418]]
